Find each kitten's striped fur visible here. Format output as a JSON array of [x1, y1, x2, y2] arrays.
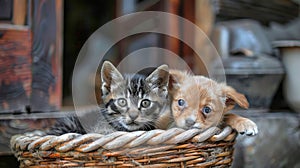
[[48, 61, 171, 135]]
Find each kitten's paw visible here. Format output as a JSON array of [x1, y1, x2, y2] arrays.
[[235, 119, 258, 136]]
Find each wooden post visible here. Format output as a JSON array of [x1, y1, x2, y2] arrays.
[[30, 0, 62, 112]]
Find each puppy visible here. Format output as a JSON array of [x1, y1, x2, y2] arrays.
[[169, 70, 258, 136]]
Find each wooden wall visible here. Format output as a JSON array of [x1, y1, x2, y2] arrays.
[[0, 0, 63, 113], [0, 0, 63, 155]]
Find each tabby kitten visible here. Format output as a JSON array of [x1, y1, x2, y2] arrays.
[[48, 61, 171, 135]]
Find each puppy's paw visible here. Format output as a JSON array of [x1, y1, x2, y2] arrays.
[[235, 119, 258, 136]]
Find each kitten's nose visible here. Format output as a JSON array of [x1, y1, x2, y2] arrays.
[[129, 112, 138, 121], [185, 118, 195, 127]]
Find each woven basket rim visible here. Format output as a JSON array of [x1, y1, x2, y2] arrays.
[[11, 126, 236, 153], [11, 126, 237, 167]]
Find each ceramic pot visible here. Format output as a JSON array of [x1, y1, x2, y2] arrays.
[[273, 40, 300, 113]]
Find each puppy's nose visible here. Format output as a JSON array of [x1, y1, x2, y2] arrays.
[[185, 118, 195, 127]]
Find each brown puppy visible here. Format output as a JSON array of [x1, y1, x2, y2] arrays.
[[169, 70, 258, 135]]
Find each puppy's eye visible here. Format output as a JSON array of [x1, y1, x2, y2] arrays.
[[141, 99, 151, 108], [117, 98, 127, 107], [202, 106, 212, 114], [178, 99, 185, 106]]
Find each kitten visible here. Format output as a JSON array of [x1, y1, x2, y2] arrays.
[[48, 61, 171, 135], [169, 70, 258, 135]]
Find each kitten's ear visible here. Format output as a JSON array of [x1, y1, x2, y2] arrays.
[[168, 70, 182, 91], [101, 61, 123, 94], [145, 64, 169, 88], [222, 85, 249, 113]]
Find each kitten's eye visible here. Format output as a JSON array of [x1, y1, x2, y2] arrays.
[[178, 99, 185, 106], [202, 106, 212, 114], [117, 98, 127, 107], [141, 99, 151, 108]]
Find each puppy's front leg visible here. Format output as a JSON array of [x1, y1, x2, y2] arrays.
[[224, 113, 258, 136]]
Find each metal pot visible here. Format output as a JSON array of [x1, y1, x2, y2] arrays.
[[222, 54, 284, 110]]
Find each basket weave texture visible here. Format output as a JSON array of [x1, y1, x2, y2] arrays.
[[11, 126, 237, 168]]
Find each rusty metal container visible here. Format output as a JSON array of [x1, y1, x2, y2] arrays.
[[222, 54, 284, 110]]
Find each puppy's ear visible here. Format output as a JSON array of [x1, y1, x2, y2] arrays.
[[101, 61, 123, 95], [223, 85, 249, 113]]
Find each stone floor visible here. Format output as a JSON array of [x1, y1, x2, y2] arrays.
[[232, 111, 300, 168]]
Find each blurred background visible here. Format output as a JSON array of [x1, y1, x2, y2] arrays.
[[0, 0, 300, 167]]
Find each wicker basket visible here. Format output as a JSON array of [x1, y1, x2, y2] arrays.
[[11, 126, 237, 168]]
